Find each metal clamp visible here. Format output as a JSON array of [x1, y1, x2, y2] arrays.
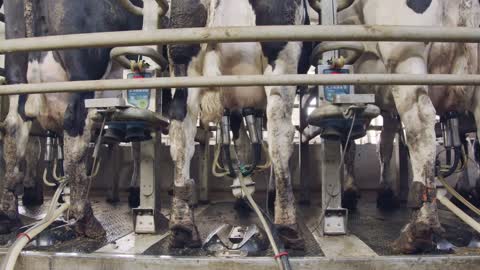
[[110, 46, 168, 71], [311, 42, 365, 66]]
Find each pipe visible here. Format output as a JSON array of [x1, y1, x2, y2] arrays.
[[154, 0, 169, 17], [309, 0, 354, 13], [117, 0, 143, 16], [110, 46, 168, 71], [310, 41, 365, 65], [2, 74, 480, 96], [437, 195, 480, 235], [2, 25, 480, 54], [118, 0, 169, 17], [0, 203, 69, 270], [238, 174, 287, 270]]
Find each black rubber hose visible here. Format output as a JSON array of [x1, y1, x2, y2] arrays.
[[0, 13, 4, 23], [223, 145, 236, 178], [441, 147, 462, 178], [242, 142, 262, 176]]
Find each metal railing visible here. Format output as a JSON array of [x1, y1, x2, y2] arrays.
[[1, 25, 480, 54], [0, 25, 479, 95], [1, 74, 480, 95]]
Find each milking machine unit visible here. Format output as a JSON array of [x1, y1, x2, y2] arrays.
[[85, 0, 169, 234], [205, 108, 276, 257], [436, 112, 466, 178], [308, 0, 380, 235]]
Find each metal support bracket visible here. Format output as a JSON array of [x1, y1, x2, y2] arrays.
[[320, 139, 348, 235]]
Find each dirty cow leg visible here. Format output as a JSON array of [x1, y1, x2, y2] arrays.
[[64, 111, 105, 239], [264, 41, 304, 250], [22, 137, 44, 206], [377, 113, 401, 210], [389, 57, 442, 254], [0, 117, 31, 234], [168, 95, 201, 248], [167, 0, 206, 248]]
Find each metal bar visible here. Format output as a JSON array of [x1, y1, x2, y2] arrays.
[[1, 25, 480, 54], [1, 74, 480, 95]]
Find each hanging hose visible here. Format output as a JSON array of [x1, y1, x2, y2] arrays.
[[223, 145, 237, 177], [257, 142, 272, 170], [437, 195, 480, 235], [212, 143, 230, 177], [1, 182, 70, 270], [238, 174, 290, 270], [437, 173, 480, 217], [437, 147, 463, 178], [42, 163, 57, 187], [240, 143, 262, 177]]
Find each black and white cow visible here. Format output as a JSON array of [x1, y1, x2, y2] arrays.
[[167, 0, 310, 248], [0, 0, 143, 237], [338, 0, 480, 253]]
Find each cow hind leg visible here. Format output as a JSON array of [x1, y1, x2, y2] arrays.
[[168, 98, 200, 248], [167, 0, 207, 248], [389, 57, 443, 254], [63, 111, 105, 239], [0, 119, 31, 234], [22, 138, 44, 207], [264, 41, 304, 250], [377, 114, 401, 210]]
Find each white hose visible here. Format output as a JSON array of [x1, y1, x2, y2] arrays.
[[437, 195, 480, 235], [0, 203, 70, 270], [238, 174, 284, 270]]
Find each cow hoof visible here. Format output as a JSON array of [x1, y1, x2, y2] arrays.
[[376, 188, 400, 210], [392, 203, 443, 254], [76, 215, 106, 239], [0, 212, 21, 235], [128, 187, 140, 208], [342, 188, 359, 210], [74, 207, 106, 239], [170, 225, 201, 249], [392, 222, 435, 254], [277, 224, 305, 250], [22, 186, 44, 207]]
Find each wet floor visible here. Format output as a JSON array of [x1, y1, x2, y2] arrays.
[[0, 191, 479, 257]]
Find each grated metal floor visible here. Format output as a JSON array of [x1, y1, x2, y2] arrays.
[[0, 191, 479, 257]]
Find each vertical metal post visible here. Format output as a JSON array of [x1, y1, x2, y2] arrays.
[[299, 91, 311, 205], [321, 140, 343, 210], [317, 0, 347, 235], [133, 0, 164, 234]]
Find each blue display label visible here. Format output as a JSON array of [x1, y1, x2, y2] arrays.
[[323, 68, 351, 102], [126, 72, 153, 109]]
